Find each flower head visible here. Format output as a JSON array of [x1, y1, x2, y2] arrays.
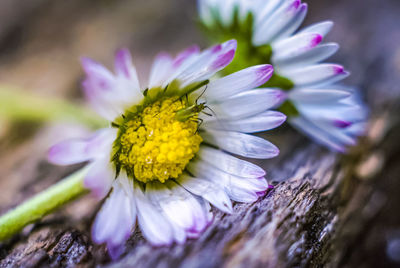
[[198, 0, 368, 152], [48, 40, 286, 259]]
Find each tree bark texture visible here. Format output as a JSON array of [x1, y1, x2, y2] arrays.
[[0, 0, 399, 267]]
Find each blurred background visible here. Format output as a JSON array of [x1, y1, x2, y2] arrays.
[[0, 0, 399, 267]]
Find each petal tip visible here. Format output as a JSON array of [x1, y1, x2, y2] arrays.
[[333, 120, 352, 128], [212, 49, 236, 69], [311, 34, 323, 47], [257, 64, 274, 84], [288, 0, 301, 12], [80, 57, 98, 73]]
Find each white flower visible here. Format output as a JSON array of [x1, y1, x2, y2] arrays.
[[48, 40, 286, 259], [288, 86, 368, 152], [198, 0, 368, 152]]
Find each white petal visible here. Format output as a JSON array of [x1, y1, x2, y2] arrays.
[[92, 179, 135, 254], [207, 88, 285, 120], [187, 161, 268, 203], [186, 198, 213, 238], [344, 122, 367, 136], [84, 157, 114, 199], [164, 40, 237, 88], [289, 88, 352, 103], [48, 128, 116, 165], [294, 99, 366, 123], [141, 182, 188, 244], [272, 32, 322, 61], [279, 64, 349, 87], [146, 181, 207, 233], [81, 57, 142, 120], [218, 0, 236, 26], [148, 52, 174, 88], [166, 181, 208, 233], [198, 0, 215, 27], [135, 186, 174, 246], [114, 48, 140, 90], [176, 173, 233, 214], [204, 64, 273, 101], [255, 0, 285, 26], [203, 110, 286, 133], [299, 21, 334, 37], [81, 57, 115, 88], [253, 0, 302, 45], [82, 81, 121, 121], [198, 146, 266, 178], [172, 45, 202, 69], [170, 221, 187, 244], [201, 129, 279, 159], [274, 43, 339, 68], [272, 3, 308, 41], [289, 116, 349, 152]]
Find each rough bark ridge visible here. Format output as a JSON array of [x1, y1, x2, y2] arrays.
[[0, 0, 399, 267]]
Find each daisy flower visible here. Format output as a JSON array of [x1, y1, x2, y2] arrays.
[[198, 0, 368, 152], [47, 40, 286, 259]]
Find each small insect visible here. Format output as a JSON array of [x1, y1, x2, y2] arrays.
[[175, 85, 214, 125]]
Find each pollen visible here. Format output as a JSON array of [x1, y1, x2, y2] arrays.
[[115, 97, 202, 183]]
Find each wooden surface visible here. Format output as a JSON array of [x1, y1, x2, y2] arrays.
[[1, 0, 400, 267]]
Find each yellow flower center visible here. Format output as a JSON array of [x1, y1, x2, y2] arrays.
[[114, 97, 202, 183]]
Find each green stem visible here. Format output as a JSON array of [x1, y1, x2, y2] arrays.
[[0, 85, 107, 129], [0, 167, 89, 241]]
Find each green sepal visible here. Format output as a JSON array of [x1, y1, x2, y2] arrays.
[[262, 73, 295, 90], [279, 100, 299, 117]]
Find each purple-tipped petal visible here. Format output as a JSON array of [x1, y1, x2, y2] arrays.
[[268, 184, 275, 190], [256, 191, 267, 197], [207, 89, 286, 120], [288, 0, 301, 11], [253, 0, 303, 45], [202, 129, 280, 159], [300, 20, 334, 37], [198, 146, 266, 178], [173, 45, 201, 68], [204, 64, 273, 100], [203, 110, 286, 133], [114, 49, 140, 92], [81, 52, 143, 120], [115, 48, 132, 78], [48, 129, 116, 166], [274, 43, 339, 68], [272, 33, 323, 61], [281, 64, 349, 87], [273, 3, 308, 41], [333, 120, 352, 128], [163, 40, 237, 87], [211, 49, 235, 70], [81, 57, 113, 79], [289, 116, 350, 152]]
